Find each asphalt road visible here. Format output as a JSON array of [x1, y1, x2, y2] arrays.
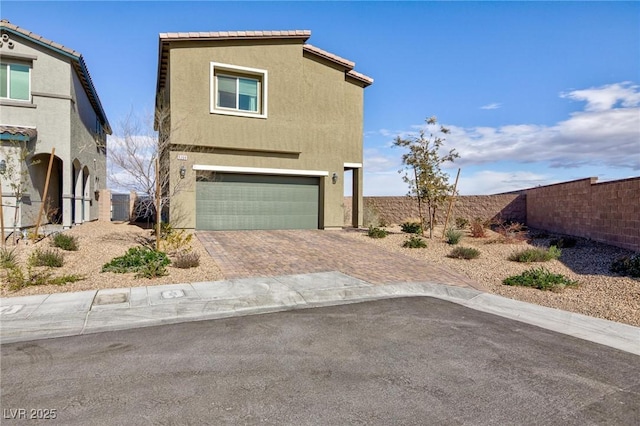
[[1, 297, 639, 425]]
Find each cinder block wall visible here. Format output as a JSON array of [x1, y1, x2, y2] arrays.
[[344, 194, 526, 227], [526, 177, 639, 251]]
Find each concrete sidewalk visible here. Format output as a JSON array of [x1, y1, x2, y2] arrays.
[[1, 271, 638, 355]]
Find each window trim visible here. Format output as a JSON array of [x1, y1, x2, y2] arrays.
[[0, 61, 32, 102], [210, 62, 268, 119]]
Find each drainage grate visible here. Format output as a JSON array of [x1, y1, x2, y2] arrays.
[[161, 290, 185, 299]]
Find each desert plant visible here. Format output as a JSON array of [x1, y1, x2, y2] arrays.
[[393, 116, 459, 238], [445, 228, 463, 245], [48, 274, 85, 286], [610, 253, 640, 278], [367, 226, 388, 239], [448, 246, 480, 259], [172, 251, 200, 269], [0, 247, 18, 269], [470, 218, 487, 238], [400, 222, 423, 234], [403, 235, 427, 248], [29, 248, 64, 268], [363, 204, 382, 227], [492, 219, 527, 243], [51, 233, 79, 251], [160, 226, 193, 255], [135, 259, 169, 279], [102, 246, 170, 274], [549, 237, 577, 249], [509, 246, 561, 263], [455, 217, 469, 229], [503, 267, 578, 292], [3, 264, 52, 291]]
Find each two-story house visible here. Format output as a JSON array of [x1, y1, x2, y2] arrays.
[[155, 30, 372, 230], [0, 20, 110, 232]]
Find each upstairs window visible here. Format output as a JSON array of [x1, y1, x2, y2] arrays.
[[211, 62, 267, 118], [0, 62, 30, 101]]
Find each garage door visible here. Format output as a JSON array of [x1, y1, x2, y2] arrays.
[[196, 173, 320, 230]]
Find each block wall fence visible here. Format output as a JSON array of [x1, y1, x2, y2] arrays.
[[346, 176, 639, 252]]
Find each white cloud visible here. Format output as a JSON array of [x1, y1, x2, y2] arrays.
[[560, 81, 640, 112], [480, 102, 501, 110], [457, 170, 550, 195]]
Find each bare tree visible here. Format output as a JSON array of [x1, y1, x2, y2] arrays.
[[393, 116, 459, 238], [108, 100, 197, 234], [0, 139, 38, 244]]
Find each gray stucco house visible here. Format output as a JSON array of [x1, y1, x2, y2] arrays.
[[0, 20, 111, 232]]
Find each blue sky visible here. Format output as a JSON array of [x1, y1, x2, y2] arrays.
[[2, 1, 639, 195]]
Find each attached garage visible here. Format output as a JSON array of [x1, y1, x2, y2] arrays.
[[195, 172, 320, 230]]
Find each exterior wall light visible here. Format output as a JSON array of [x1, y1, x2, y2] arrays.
[[0, 159, 6, 174], [179, 165, 186, 179], [332, 172, 338, 184]]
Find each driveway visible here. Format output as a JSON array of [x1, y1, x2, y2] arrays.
[[2, 298, 638, 425], [197, 230, 479, 288]]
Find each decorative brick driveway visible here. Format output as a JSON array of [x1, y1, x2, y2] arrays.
[[197, 230, 479, 289]]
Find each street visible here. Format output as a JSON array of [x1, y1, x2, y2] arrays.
[[2, 297, 639, 425]]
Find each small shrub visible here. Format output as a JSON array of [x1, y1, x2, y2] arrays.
[[102, 246, 170, 274], [445, 228, 463, 245], [48, 274, 85, 286], [448, 246, 480, 259], [403, 235, 427, 248], [0, 247, 18, 269], [610, 253, 640, 278], [51, 233, 79, 251], [4, 265, 52, 291], [363, 205, 382, 227], [493, 220, 527, 243], [29, 248, 64, 268], [135, 260, 169, 279], [160, 228, 193, 255], [509, 246, 561, 263], [400, 222, 422, 234], [503, 267, 578, 292], [455, 217, 469, 229], [367, 226, 388, 239], [549, 237, 577, 249], [470, 218, 487, 238], [173, 251, 200, 269]]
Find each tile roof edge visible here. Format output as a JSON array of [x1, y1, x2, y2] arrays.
[[347, 70, 374, 86], [159, 30, 311, 41], [303, 44, 355, 70]]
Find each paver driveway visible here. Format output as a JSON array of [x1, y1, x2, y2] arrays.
[[197, 230, 479, 289]]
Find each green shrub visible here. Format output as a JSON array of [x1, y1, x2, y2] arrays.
[[102, 246, 170, 275], [48, 274, 85, 286], [51, 233, 79, 251], [509, 246, 561, 263], [400, 222, 422, 234], [455, 217, 469, 229], [470, 218, 487, 238], [4, 265, 51, 291], [610, 253, 640, 278], [445, 228, 463, 245], [503, 267, 578, 291], [403, 235, 427, 248], [29, 248, 64, 268], [367, 226, 388, 239], [0, 247, 17, 269], [173, 251, 200, 269], [549, 237, 577, 249], [135, 260, 169, 279], [448, 246, 480, 259]]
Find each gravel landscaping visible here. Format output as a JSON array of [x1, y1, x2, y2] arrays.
[[1, 221, 638, 328], [343, 225, 640, 327]]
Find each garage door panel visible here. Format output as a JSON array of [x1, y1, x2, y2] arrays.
[[196, 173, 320, 230]]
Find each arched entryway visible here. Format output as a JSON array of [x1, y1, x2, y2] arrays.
[[30, 153, 63, 225], [72, 159, 82, 225]]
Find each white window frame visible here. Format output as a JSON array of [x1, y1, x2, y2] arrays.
[[210, 62, 268, 119], [0, 62, 32, 102]]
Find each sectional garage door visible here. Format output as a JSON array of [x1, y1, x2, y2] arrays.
[[196, 173, 320, 230]]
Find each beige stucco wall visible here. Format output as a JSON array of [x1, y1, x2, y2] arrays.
[[164, 39, 366, 229], [0, 30, 106, 229]]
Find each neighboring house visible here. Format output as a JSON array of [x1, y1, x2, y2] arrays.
[[155, 30, 372, 230], [0, 20, 111, 231]]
